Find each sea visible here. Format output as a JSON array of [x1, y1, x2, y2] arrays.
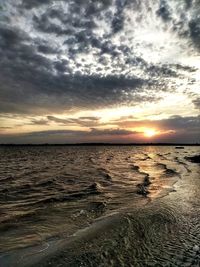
[[0, 145, 199, 267]]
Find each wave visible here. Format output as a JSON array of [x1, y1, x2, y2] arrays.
[[156, 153, 168, 160], [88, 201, 107, 213], [35, 179, 55, 187], [0, 175, 15, 182], [34, 182, 102, 205], [131, 164, 140, 171], [97, 167, 113, 182], [1, 145, 199, 259], [154, 162, 179, 177], [174, 157, 192, 173], [136, 174, 151, 197], [185, 155, 200, 164], [0, 210, 40, 225]]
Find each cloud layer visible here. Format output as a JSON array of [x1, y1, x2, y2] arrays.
[[1, 115, 199, 144], [0, 0, 199, 115], [0, 0, 199, 143]]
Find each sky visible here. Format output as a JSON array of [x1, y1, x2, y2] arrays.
[[0, 0, 199, 144]]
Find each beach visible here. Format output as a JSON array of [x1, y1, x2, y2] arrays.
[[0, 145, 199, 267]]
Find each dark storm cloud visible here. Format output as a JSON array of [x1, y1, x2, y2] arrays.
[[116, 115, 200, 133], [0, 25, 26, 48], [189, 18, 200, 49], [37, 44, 59, 55], [29, 119, 49, 125], [89, 128, 137, 136], [172, 64, 197, 73], [109, 115, 200, 143], [33, 13, 71, 35], [21, 115, 103, 128], [0, 55, 148, 114], [0, 127, 138, 144], [156, 0, 171, 21], [159, 115, 200, 131], [21, 0, 51, 9], [26, 129, 82, 137], [26, 128, 136, 137], [47, 116, 71, 124], [47, 115, 101, 127], [111, 0, 126, 33], [31, 0, 111, 38], [192, 98, 200, 110]]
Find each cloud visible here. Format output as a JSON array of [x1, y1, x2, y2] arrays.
[[89, 128, 138, 136], [156, 0, 200, 51], [189, 18, 200, 50], [27, 128, 137, 137], [21, 0, 51, 9], [0, 68, 149, 114], [47, 115, 101, 127], [0, 127, 12, 130], [158, 115, 200, 132], [156, 0, 171, 21], [0, 114, 199, 143], [110, 114, 200, 143], [0, 0, 199, 118], [115, 115, 200, 134], [192, 98, 200, 110], [0, 127, 139, 144], [29, 118, 49, 125]]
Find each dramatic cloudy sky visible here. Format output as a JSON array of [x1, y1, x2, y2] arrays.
[[0, 0, 199, 143]]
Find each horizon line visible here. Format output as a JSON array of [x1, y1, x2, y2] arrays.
[[0, 143, 199, 146]]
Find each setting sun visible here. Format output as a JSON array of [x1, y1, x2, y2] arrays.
[[144, 129, 157, 138]]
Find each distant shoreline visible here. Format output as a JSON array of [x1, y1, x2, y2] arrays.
[[0, 143, 199, 146]]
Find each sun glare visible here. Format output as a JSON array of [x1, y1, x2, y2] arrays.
[[144, 129, 157, 138]]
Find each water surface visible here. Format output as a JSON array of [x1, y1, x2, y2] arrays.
[[0, 146, 199, 266]]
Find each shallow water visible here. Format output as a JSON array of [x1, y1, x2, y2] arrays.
[[0, 145, 199, 267]]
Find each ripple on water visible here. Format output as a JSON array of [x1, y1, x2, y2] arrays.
[[0, 145, 199, 265]]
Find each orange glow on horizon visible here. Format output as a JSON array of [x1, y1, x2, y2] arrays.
[[143, 128, 158, 138]]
